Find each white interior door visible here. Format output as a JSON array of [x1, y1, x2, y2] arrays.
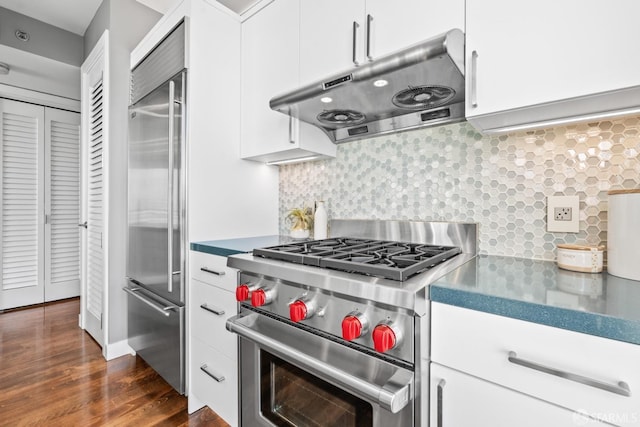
[[0, 99, 45, 310], [44, 108, 81, 302], [82, 78, 105, 344], [80, 31, 108, 346]]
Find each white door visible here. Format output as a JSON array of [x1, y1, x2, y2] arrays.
[[44, 108, 81, 302], [80, 32, 108, 346], [240, 0, 301, 159], [81, 77, 106, 345], [0, 99, 45, 310]]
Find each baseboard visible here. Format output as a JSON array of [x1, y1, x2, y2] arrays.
[[104, 339, 135, 361], [187, 393, 205, 414]]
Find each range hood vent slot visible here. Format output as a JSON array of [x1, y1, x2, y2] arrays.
[[270, 29, 465, 144]]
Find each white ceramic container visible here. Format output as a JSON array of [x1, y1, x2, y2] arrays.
[[556, 244, 604, 273]]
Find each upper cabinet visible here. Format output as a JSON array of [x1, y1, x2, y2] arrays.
[[299, 0, 465, 84], [466, 0, 640, 133], [240, 0, 336, 164]]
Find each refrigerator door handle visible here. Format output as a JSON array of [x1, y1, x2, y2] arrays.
[[167, 80, 176, 294], [123, 286, 178, 317], [178, 71, 187, 305]]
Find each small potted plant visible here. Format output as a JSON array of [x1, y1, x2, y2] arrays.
[[287, 205, 313, 239]]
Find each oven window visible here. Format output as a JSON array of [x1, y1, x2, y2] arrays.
[[260, 350, 373, 427]]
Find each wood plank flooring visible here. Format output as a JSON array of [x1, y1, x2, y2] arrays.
[[0, 298, 229, 426]]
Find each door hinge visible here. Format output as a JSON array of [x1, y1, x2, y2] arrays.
[[100, 313, 103, 329]]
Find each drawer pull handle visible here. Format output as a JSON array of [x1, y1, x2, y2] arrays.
[[436, 379, 445, 427], [508, 351, 631, 397], [200, 303, 225, 316], [200, 364, 225, 382], [201, 267, 225, 276]]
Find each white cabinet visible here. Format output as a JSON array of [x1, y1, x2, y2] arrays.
[[430, 363, 607, 427], [465, 0, 640, 133], [188, 250, 239, 426], [431, 302, 640, 426], [298, 1, 365, 82], [240, 0, 336, 164], [299, 0, 465, 84]]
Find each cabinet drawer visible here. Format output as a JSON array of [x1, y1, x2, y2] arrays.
[[431, 303, 640, 426], [190, 336, 238, 427], [190, 278, 237, 359], [190, 250, 237, 292], [430, 363, 608, 427]]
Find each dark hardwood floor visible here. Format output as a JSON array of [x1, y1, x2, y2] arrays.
[[0, 298, 229, 426]]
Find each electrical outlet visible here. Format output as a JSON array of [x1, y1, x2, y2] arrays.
[[547, 196, 579, 232], [554, 207, 572, 221]]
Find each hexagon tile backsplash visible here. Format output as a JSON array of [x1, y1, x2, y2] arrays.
[[279, 116, 640, 261]]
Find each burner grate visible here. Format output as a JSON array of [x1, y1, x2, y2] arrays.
[[254, 238, 461, 281]]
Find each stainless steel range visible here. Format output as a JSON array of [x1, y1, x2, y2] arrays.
[[226, 220, 477, 427]]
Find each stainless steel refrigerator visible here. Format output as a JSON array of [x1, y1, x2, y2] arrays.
[[125, 22, 186, 394]]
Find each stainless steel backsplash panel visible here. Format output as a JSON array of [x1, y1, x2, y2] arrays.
[[329, 219, 477, 255]]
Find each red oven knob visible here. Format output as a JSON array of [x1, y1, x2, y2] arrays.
[[342, 311, 369, 341], [342, 316, 362, 341], [289, 300, 308, 322], [236, 284, 250, 302], [372, 323, 398, 353], [251, 289, 267, 307]]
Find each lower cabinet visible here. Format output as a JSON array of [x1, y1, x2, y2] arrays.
[[191, 336, 238, 426], [430, 302, 640, 427], [188, 250, 238, 426], [430, 363, 607, 426]]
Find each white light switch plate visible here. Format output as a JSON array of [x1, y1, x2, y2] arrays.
[[547, 195, 579, 233]]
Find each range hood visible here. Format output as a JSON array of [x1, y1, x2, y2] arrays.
[[270, 29, 465, 144]]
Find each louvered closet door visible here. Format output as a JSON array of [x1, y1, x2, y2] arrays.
[[83, 79, 105, 342], [44, 108, 81, 302], [0, 99, 45, 310]]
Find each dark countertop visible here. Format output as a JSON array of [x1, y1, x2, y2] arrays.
[[190, 235, 298, 257], [430, 255, 640, 345]]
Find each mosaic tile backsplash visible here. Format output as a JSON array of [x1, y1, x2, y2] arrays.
[[279, 116, 640, 261]]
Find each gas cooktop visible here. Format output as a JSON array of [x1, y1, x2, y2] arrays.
[[253, 237, 461, 281]]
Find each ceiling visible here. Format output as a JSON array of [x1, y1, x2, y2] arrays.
[[136, 0, 261, 15], [217, 0, 262, 15], [0, 0, 264, 37], [0, 0, 102, 35]]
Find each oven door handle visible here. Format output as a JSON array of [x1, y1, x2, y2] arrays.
[[226, 313, 413, 414]]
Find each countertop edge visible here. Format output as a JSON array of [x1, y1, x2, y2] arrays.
[[430, 286, 640, 346], [190, 242, 244, 257]]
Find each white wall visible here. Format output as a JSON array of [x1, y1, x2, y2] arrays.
[[0, 6, 83, 100]]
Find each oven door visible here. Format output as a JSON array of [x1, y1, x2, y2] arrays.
[[227, 310, 414, 427]]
